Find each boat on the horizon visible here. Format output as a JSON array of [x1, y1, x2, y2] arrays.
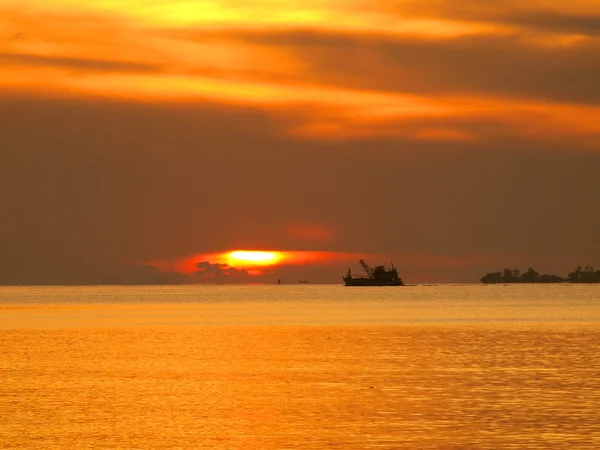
[[343, 260, 404, 286]]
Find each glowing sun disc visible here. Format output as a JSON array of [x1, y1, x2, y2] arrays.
[[227, 250, 281, 266]]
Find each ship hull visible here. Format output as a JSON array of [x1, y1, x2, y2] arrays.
[[343, 277, 404, 286]]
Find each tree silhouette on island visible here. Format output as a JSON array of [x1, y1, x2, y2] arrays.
[[481, 266, 600, 284]]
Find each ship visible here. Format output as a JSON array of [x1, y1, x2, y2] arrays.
[[343, 259, 404, 286]]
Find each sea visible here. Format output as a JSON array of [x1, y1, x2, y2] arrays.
[[1, 284, 599, 449]]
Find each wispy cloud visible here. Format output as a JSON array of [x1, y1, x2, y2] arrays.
[[2, 0, 599, 146], [0, 52, 161, 73]]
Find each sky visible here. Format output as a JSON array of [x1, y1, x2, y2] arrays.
[[1, 0, 599, 284]]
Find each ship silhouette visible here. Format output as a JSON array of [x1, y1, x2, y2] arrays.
[[343, 259, 404, 286]]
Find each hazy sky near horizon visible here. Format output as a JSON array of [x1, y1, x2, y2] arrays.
[[1, 0, 599, 284]]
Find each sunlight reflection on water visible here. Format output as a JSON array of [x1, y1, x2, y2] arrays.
[[1, 285, 599, 448]]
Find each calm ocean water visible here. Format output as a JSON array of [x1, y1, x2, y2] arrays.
[[1, 284, 599, 449]]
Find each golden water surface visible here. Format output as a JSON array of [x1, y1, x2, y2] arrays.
[[1, 285, 599, 449]]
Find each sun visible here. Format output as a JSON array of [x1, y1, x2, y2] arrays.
[[226, 250, 282, 267]]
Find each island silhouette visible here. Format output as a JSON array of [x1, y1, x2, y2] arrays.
[[481, 266, 600, 284]]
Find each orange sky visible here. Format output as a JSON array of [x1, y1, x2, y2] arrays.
[[1, 0, 599, 284], [2, 0, 600, 144]]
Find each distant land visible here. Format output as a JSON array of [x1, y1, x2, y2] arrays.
[[481, 266, 600, 284]]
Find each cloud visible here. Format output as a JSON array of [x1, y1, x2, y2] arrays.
[[193, 261, 254, 283], [0, 52, 161, 73], [188, 28, 600, 105], [3, 3, 599, 148], [382, 1, 600, 36], [507, 11, 600, 36]]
